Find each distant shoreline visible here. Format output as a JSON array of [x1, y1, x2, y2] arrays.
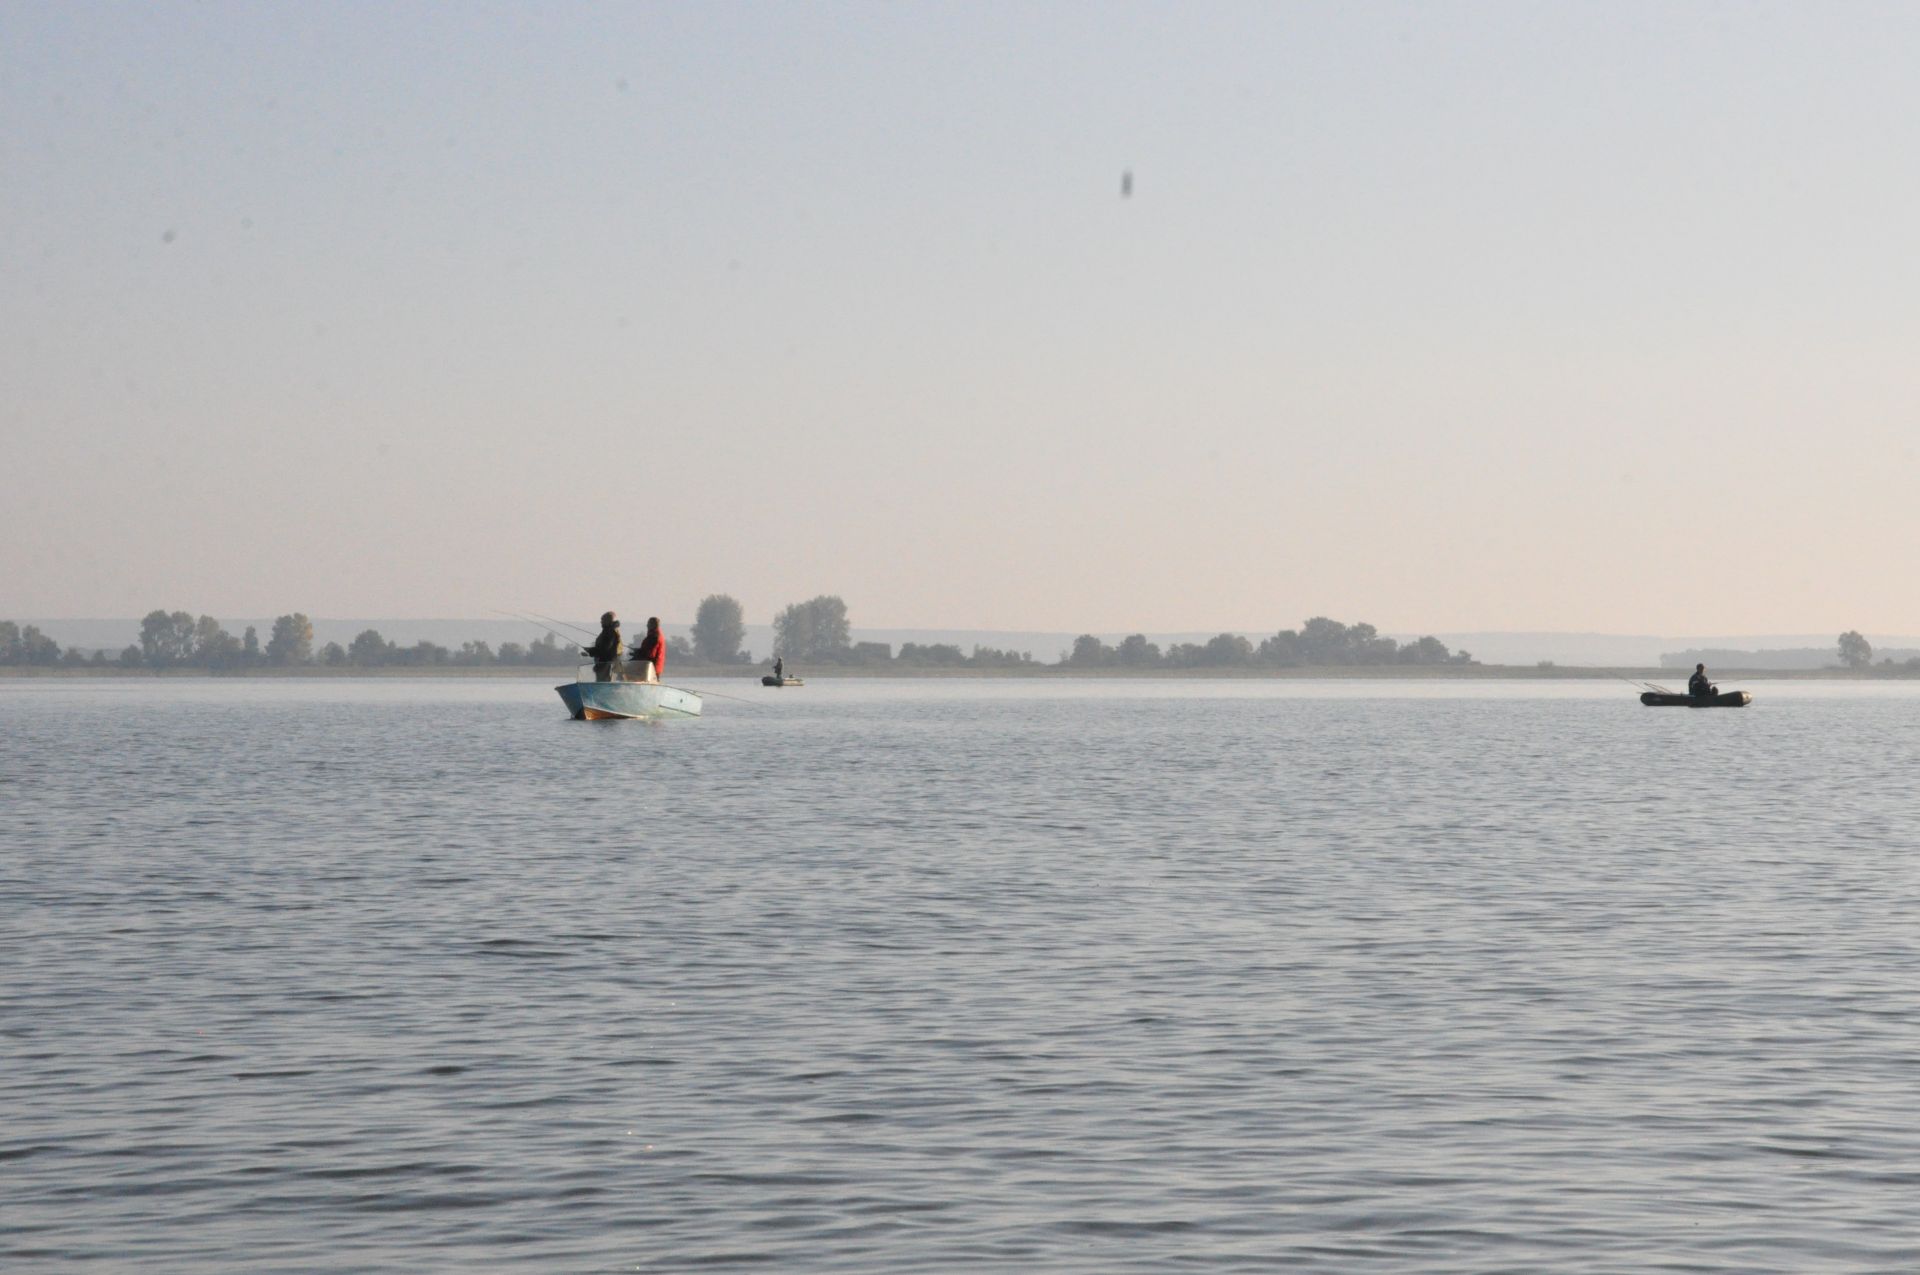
[[1, 664, 1905, 681]]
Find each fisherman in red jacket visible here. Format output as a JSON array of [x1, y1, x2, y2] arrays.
[[630, 617, 665, 684]]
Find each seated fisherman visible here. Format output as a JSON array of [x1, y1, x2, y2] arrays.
[[1688, 663, 1716, 699], [583, 612, 623, 682]]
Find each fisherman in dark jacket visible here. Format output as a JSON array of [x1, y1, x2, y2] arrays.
[[583, 611, 623, 682], [1689, 663, 1716, 699]]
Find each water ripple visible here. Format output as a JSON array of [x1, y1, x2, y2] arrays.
[[6, 678, 1920, 1271]]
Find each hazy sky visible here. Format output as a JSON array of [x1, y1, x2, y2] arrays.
[[5, 2, 1917, 634]]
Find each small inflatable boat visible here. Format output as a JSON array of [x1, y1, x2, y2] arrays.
[[1640, 690, 1751, 707]]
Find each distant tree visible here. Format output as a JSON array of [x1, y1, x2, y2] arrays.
[[1838, 631, 1873, 670], [1257, 629, 1301, 666], [119, 644, 143, 667], [496, 641, 528, 665], [970, 645, 1032, 667], [526, 633, 573, 666], [1163, 641, 1208, 669], [320, 642, 349, 666], [242, 626, 261, 663], [349, 629, 392, 666], [265, 613, 314, 665], [15, 625, 63, 665], [1296, 616, 1351, 664], [0, 622, 18, 663], [899, 642, 968, 666], [453, 640, 493, 666], [1114, 634, 1161, 668], [1399, 635, 1454, 665], [773, 595, 851, 660], [137, 610, 167, 665], [191, 615, 244, 669], [1346, 622, 1398, 664], [667, 634, 694, 662], [390, 640, 449, 666], [1199, 633, 1254, 666], [849, 641, 892, 664], [692, 594, 746, 664], [140, 610, 197, 668], [1066, 635, 1113, 667]]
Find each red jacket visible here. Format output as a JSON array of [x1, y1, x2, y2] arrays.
[[634, 629, 665, 678]]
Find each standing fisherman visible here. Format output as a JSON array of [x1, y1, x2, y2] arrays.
[[631, 617, 666, 684], [583, 612, 623, 682]]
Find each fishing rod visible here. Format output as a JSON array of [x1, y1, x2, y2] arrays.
[[498, 608, 758, 704], [1607, 670, 1674, 695], [493, 609, 592, 651], [526, 610, 597, 639]]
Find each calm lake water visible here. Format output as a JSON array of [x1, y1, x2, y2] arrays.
[[6, 676, 1920, 1272]]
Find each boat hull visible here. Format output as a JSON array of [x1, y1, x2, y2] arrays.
[[1640, 690, 1751, 707], [761, 676, 805, 687], [556, 681, 703, 720]]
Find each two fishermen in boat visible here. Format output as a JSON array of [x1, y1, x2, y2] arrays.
[[583, 612, 667, 684], [1689, 663, 1718, 700]]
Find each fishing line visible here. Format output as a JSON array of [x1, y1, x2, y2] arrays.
[[665, 684, 756, 705], [527, 610, 597, 639], [493, 609, 589, 650], [1607, 671, 1674, 695]]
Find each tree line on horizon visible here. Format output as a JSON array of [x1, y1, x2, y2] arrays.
[[689, 594, 1035, 667], [12, 608, 1915, 675], [1061, 618, 1471, 669], [697, 595, 1473, 669], [7, 602, 1462, 672], [0, 612, 592, 670]]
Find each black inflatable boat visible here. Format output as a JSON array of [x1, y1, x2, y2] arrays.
[[1640, 690, 1751, 707]]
